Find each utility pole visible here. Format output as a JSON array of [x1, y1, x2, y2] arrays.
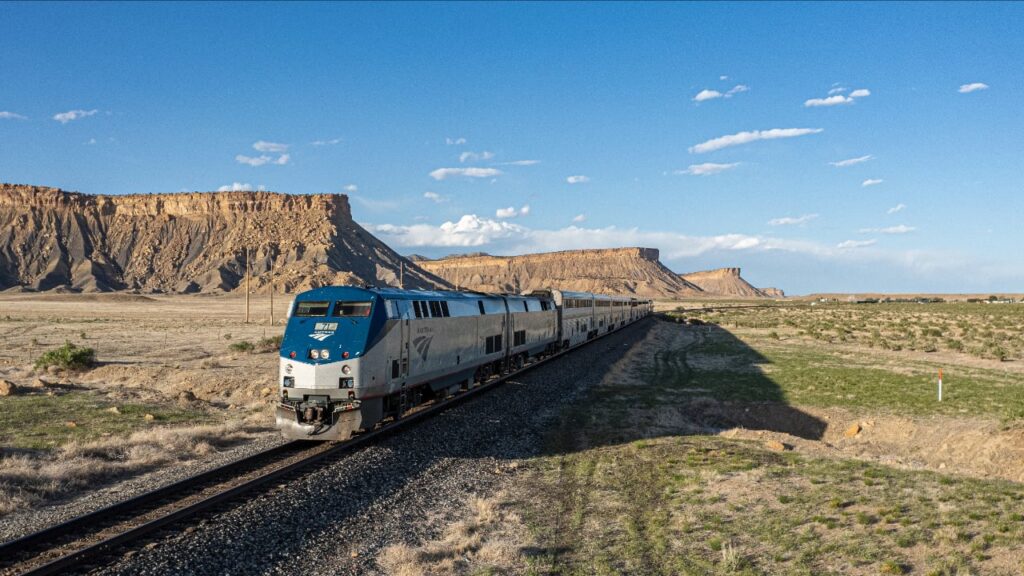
[[244, 246, 251, 324], [400, 261, 404, 289], [269, 248, 275, 326]]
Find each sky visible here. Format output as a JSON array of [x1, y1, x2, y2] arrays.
[[1, 2, 1022, 295]]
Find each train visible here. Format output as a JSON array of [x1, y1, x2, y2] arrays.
[[274, 286, 653, 440]]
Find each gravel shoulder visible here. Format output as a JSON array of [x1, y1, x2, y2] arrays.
[[95, 320, 656, 576]]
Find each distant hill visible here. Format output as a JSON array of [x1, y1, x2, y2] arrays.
[[0, 184, 448, 293], [680, 267, 773, 298], [415, 248, 704, 298]]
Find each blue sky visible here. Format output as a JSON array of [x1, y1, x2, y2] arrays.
[[1, 2, 1022, 294]]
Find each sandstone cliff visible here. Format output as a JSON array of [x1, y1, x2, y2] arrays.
[[415, 248, 703, 298], [680, 267, 768, 298], [0, 184, 448, 293], [760, 287, 785, 298]]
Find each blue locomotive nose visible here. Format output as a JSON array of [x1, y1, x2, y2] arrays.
[[281, 290, 382, 363]]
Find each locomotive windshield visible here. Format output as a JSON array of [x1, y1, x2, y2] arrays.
[[333, 301, 372, 317], [294, 301, 330, 317]]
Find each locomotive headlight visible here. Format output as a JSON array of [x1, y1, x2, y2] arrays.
[[320, 349, 330, 360], [342, 365, 351, 375], [310, 349, 320, 360]]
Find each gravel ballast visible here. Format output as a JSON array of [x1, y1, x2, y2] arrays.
[[95, 320, 655, 575]]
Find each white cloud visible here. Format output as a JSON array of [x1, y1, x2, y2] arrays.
[[862, 178, 884, 187], [366, 214, 527, 247], [499, 160, 540, 166], [689, 128, 823, 154], [446, 137, 467, 145], [959, 82, 989, 94], [85, 138, 97, 145], [693, 85, 748, 102], [859, 225, 916, 234], [343, 184, 358, 192], [572, 214, 586, 223], [838, 239, 877, 249], [459, 150, 495, 163], [253, 140, 288, 152], [496, 204, 531, 219], [828, 87, 847, 95], [768, 214, 819, 226], [675, 162, 740, 176], [0, 111, 27, 120], [236, 154, 272, 167], [566, 175, 590, 184], [887, 203, 906, 214], [692, 89, 723, 102], [274, 154, 290, 165], [53, 109, 98, 124], [218, 182, 255, 192], [829, 154, 874, 167], [311, 138, 342, 146], [804, 88, 869, 107], [423, 191, 447, 203], [719, 75, 729, 81], [429, 167, 503, 180]]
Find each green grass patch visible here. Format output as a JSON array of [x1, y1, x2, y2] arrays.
[[0, 391, 213, 450]]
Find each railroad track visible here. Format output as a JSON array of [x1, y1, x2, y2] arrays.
[[0, 318, 651, 576]]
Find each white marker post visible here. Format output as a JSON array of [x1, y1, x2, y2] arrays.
[[938, 369, 943, 402]]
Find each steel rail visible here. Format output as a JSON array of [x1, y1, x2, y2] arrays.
[[0, 316, 652, 576]]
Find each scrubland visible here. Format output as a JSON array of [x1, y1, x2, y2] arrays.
[[0, 293, 286, 516]]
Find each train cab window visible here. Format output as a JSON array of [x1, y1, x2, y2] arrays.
[[441, 301, 451, 317], [294, 301, 330, 317], [429, 301, 442, 318], [413, 301, 423, 318], [333, 301, 372, 317], [478, 301, 486, 315]]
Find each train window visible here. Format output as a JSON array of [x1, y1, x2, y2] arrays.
[[494, 334, 502, 350], [429, 301, 442, 317], [485, 336, 494, 354], [478, 301, 485, 315], [514, 330, 526, 346], [333, 301, 372, 317], [294, 301, 330, 317], [523, 301, 529, 312], [441, 301, 451, 317], [413, 301, 422, 318], [391, 360, 400, 379]]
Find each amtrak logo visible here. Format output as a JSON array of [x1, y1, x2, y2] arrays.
[[309, 333, 331, 342], [412, 335, 433, 361]]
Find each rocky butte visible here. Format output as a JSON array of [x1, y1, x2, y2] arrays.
[[413, 248, 705, 298], [0, 184, 447, 293], [680, 267, 780, 299]]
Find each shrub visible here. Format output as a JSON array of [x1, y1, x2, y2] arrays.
[[255, 335, 283, 353], [228, 340, 255, 353], [34, 341, 96, 371]]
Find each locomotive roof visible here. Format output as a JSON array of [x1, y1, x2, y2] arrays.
[[295, 285, 542, 302]]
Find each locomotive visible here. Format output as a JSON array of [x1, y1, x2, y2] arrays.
[[275, 286, 652, 440]]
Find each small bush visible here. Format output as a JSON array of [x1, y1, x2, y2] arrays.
[[255, 335, 283, 353], [228, 340, 255, 353], [34, 341, 96, 372]]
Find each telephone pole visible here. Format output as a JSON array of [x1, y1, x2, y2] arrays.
[[400, 261, 404, 289], [244, 246, 251, 324], [268, 248, 275, 326]]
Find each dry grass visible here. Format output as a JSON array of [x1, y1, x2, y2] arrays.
[[0, 421, 260, 515], [377, 493, 526, 575]]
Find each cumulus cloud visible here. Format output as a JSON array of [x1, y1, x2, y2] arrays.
[[423, 191, 447, 203], [366, 215, 526, 247], [446, 137, 467, 145], [496, 205, 531, 219], [829, 154, 874, 167], [692, 84, 748, 102], [804, 88, 870, 107], [253, 140, 288, 152], [53, 109, 98, 123], [689, 128, 823, 154], [887, 203, 906, 214], [459, 150, 495, 163], [217, 182, 257, 192], [828, 87, 847, 95], [572, 214, 586, 223], [859, 224, 915, 234], [566, 175, 590, 184], [429, 167, 502, 180], [768, 214, 819, 226], [862, 178, 883, 187], [236, 154, 273, 167], [343, 184, 358, 192], [959, 82, 989, 93], [676, 162, 740, 176], [311, 138, 342, 146], [0, 111, 27, 120], [838, 239, 877, 249]]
